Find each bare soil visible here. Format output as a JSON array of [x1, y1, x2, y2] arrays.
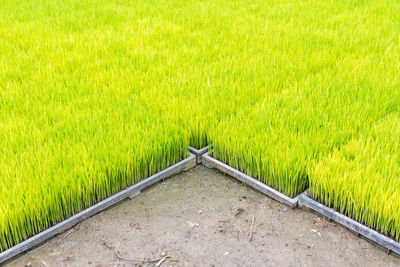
[[5, 166, 400, 267]]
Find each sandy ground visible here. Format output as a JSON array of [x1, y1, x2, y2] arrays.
[[5, 165, 400, 267]]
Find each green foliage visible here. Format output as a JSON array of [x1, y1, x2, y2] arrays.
[[309, 115, 400, 241], [1, 0, 400, 250]]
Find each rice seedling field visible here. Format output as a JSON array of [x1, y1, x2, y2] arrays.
[[1, 0, 400, 253]]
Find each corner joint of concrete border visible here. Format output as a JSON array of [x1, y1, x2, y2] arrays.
[[189, 145, 210, 164], [298, 191, 312, 211]]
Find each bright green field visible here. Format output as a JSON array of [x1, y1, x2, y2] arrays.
[[1, 0, 400, 251]]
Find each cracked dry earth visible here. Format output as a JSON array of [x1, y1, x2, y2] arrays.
[[5, 166, 400, 267]]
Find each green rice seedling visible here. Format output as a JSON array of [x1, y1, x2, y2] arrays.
[[309, 114, 400, 241], [0, 101, 188, 250], [210, 64, 400, 197], [1, 0, 400, 252], [0, 100, 189, 251]]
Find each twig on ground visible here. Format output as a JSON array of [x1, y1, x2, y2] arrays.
[[102, 241, 115, 249], [234, 208, 244, 217], [249, 216, 255, 242], [60, 224, 80, 240], [114, 250, 170, 264], [155, 257, 167, 266]]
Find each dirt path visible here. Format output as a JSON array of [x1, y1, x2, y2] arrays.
[[6, 166, 400, 267]]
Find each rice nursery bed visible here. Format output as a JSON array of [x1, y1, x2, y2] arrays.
[[1, 0, 400, 259]]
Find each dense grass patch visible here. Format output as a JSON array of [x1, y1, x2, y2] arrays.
[[1, 0, 400, 250], [310, 114, 400, 241]]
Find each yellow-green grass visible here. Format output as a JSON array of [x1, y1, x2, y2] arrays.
[[1, 0, 400, 251], [0, 97, 188, 250], [309, 114, 400, 241]]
